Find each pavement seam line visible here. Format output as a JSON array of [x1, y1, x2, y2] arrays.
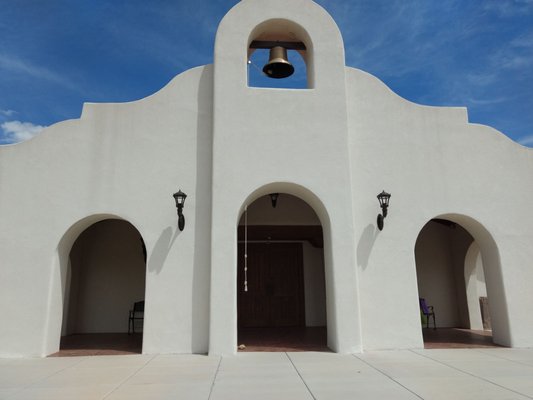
[[351, 353, 425, 400], [207, 356, 223, 400], [101, 354, 157, 400], [285, 352, 318, 400], [475, 348, 533, 369], [410, 350, 533, 400], [6, 356, 87, 399]]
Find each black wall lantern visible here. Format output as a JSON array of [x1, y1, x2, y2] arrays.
[[173, 189, 187, 231], [377, 190, 391, 231]]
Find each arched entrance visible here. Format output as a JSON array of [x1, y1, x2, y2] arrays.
[[414, 215, 510, 348], [57, 218, 146, 355], [236, 193, 328, 351]]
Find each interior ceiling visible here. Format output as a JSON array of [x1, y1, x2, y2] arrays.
[[237, 225, 323, 248]]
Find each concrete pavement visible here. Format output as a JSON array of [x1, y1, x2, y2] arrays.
[[2, 349, 533, 399]]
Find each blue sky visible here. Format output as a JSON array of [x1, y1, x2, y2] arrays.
[[1, 0, 532, 146]]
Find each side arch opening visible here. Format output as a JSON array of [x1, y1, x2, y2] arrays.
[[414, 214, 510, 348], [54, 217, 147, 356]]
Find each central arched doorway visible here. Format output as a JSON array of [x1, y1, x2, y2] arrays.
[[57, 218, 147, 356], [414, 215, 509, 348], [236, 193, 328, 351]]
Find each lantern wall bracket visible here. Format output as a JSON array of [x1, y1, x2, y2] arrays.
[[173, 190, 187, 231], [376, 190, 391, 231]]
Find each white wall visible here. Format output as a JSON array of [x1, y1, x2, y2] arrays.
[[302, 242, 326, 326], [347, 64, 533, 349], [476, 260, 487, 297], [464, 242, 485, 330]]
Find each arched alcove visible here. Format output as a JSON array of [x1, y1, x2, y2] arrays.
[[53, 216, 147, 355], [414, 214, 510, 348]]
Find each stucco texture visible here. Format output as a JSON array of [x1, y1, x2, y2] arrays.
[[0, 0, 532, 357]]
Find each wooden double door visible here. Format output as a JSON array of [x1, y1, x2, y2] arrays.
[[238, 242, 305, 328]]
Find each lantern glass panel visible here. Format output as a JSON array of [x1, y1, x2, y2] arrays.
[[377, 191, 391, 207], [173, 190, 187, 207]]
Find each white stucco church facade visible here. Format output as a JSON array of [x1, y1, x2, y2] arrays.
[[1, 0, 532, 358]]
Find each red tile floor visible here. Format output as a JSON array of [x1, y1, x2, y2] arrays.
[[49, 327, 499, 357], [238, 327, 330, 352], [422, 327, 499, 349], [50, 333, 143, 357]]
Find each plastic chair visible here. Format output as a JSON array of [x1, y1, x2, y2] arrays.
[[419, 298, 436, 330]]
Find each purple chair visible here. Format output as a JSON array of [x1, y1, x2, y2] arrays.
[[419, 298, 436, 330]]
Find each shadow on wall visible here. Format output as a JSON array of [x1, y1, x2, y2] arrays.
[[147, 227, 180, 274], [357, 224, 379, 269], [191, 65, 214, 353]]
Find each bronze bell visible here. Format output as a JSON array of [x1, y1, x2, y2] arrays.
[[262, 46, 294, 79]]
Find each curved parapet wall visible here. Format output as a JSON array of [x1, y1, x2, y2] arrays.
[[0, 65, 214, 357], [346, 66, 533, 350]]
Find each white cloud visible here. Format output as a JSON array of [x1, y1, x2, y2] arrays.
[[488, 41, 533, 71], [511, 32, 533, 48], [517, 134, 533, 146], [466, 72, 497, 86], [483, 0, 533, 16], [0, 109, 16, 117], [0, 120, 46, 144], [500, 55, 533, 69], [0, 54, 80, 92], [467, 96, 509, 106]]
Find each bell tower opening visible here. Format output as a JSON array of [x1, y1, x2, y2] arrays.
[[248, 45, 308, 89], [247, 19, 312, 89]]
